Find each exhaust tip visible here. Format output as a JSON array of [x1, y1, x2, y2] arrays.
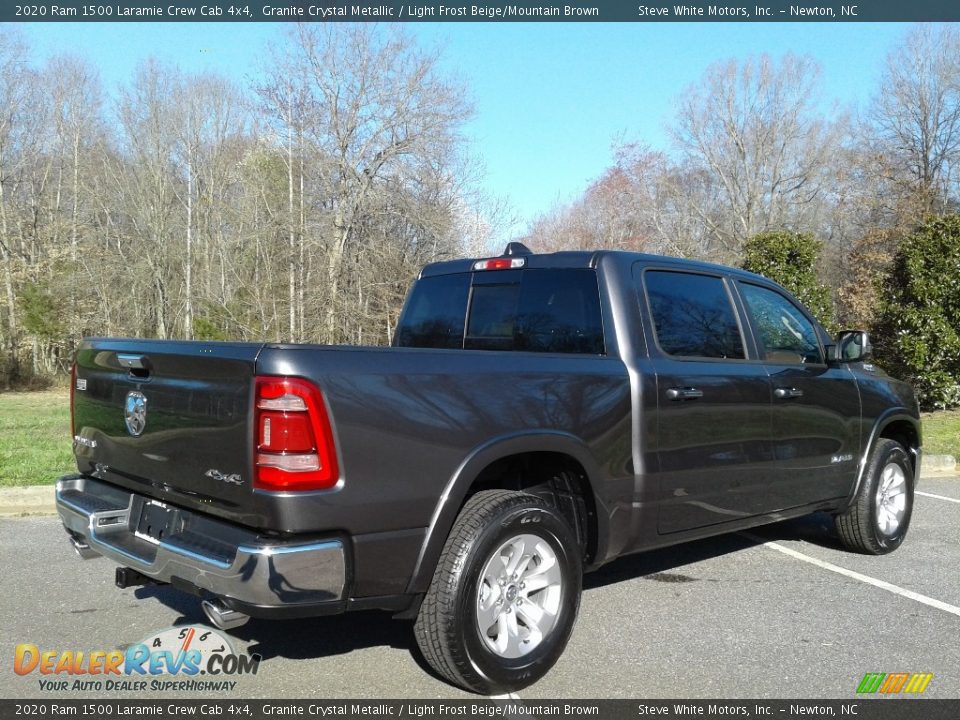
[[202, 598, 249, 631], [70, 535, 98, 560]]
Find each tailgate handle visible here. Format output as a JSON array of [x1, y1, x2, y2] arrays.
[[774, 387, 804, 399], [117, 354, 151, 378], [117, 354, 148, 369], [666, 387, 703, 401]]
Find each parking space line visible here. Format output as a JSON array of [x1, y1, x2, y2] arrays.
[[490, 692, 522, 700], [741, 532, 960, 619], [916, 490, 960, 504]]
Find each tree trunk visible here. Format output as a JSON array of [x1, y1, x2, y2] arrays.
[[185, 146, 194, 340], [287, 122, 296, 343], [0, 178, 19, 380]]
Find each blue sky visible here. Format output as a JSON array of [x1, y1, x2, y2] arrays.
[[22, 21, 912, 230]]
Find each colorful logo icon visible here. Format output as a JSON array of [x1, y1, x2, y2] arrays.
[[856, 672, 933, 694]]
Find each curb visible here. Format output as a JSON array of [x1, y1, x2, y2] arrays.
[[923, 454, 957, 476], [0, 485, 56, 517]]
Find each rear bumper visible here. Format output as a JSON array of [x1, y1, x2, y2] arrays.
[[55, 475, 347, 611]]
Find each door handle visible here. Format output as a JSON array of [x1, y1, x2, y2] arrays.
[[774, 387, 804, 399], [666, 387, 703, 401]]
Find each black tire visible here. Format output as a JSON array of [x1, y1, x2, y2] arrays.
[[835, 439, 914, 554], [414, 489, 582, 694]]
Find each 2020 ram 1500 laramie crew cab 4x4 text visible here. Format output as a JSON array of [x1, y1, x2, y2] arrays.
[[56, 243, 921, 693]]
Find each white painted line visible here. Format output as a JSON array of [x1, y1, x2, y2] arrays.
[[916, 490, 960, 504], [489, 692, 522, 700], [741, 532, 960, 619]]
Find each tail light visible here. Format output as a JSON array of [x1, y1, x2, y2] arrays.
[[473, 257, 525, 271], [69, 362, 77, 436], [253, 376, 340, 492]]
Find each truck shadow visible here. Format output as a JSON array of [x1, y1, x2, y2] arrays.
[[585, 511, 841, 590], [134, 584, 430, 669], [135, 512, 840, 668]]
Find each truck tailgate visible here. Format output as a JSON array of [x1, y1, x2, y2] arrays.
[[72, 339, 262, 521]]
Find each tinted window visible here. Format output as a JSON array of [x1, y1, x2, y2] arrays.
[[515, 270, 604, 354], [739, 283, 823, 364], [465, 284, 520, 350], [465, 269, 604, 354], [395, 273, 470, 349], [644, 271, 745, 359]]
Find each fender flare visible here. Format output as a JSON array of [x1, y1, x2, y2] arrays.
[[843, 409, 922, 511], [404, 430, 608, 594]]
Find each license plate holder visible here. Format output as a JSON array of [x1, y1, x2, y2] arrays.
[[135, 501, 178, 545]]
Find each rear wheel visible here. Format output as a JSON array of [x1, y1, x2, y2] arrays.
[[835, 439, 914, 554], [414, 490, 582, 694]]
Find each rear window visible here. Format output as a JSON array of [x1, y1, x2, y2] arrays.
[[394, 273, 471, 349], [396, 269, 604, 354]]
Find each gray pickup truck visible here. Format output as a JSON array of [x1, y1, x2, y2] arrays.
[[56, 243, 921, 694]]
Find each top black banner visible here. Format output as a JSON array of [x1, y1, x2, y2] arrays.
[[5, 0, 960, 23]]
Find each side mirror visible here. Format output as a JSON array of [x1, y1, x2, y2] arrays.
[[835, 330, 873, 363]]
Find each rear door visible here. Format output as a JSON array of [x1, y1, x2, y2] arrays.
[[637, 267, 778, 534], [734, 281, 861, 507]]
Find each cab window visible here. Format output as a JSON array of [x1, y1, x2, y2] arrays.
[[396, 269, 604, 354], [739, 282, 823, 364], [643, 270, 745, 359]]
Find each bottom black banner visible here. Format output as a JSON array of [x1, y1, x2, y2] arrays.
[[3, 699, 959, 720]]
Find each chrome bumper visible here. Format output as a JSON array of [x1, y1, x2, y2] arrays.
[[55, 475, 346, 609]]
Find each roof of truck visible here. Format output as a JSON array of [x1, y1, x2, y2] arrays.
[[419, 247, 772, 286]]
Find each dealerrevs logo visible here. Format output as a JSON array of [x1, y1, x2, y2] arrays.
[[15, 626, 260, 692]]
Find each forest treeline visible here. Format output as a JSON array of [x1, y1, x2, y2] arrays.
[[0, 24, 958, 393], [0, 24, 502, 385]]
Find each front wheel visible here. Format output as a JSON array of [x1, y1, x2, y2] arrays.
[[414, 490, 582, 694], [835, 439, 914, 554]]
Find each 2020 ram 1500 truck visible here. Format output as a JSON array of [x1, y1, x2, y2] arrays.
[[56, 243, 921, 693]]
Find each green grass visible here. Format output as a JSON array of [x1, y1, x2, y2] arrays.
[[0, 390, 74, 487], [922, 410, 960, 459]]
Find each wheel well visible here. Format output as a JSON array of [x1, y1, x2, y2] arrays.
[[879, 420, 920, 474], [465, 452, 598, 563]]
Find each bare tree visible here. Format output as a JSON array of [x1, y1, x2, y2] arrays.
[[43, 55, 105, 359], [114, 59, 184, 338], [871, 25, 960, 213], [289, 24, 472, 342], [0, 29, 38, 381], [172, 74, 246, 340], [673, 54, 844, 255], [255, 47, 313, 343]]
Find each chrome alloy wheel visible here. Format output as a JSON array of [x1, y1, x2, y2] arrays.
[[875, 462, 908, 536], [475, 533, 563, 659]]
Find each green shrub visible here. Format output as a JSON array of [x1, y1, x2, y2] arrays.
[[875, 215, 960, 410], [193, 315, 230, 341], [18, 283, 65, 341], [741, 231, 834, 327]]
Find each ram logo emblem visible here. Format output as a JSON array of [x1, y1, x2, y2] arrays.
[[124, 391, 148, 437]]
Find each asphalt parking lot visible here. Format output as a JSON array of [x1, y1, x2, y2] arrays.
[[2, 476, 957, 701]]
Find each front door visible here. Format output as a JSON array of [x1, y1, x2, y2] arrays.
[[735, 281, 861, 508]]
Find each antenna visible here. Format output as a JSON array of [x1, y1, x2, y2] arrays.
[[503, 242, 532, 257]]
